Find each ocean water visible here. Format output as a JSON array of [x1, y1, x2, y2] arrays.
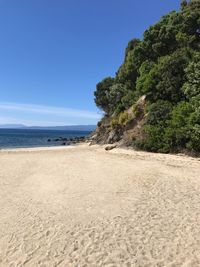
[[0, 129, 92, 149]]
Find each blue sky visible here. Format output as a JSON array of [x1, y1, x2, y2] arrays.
[[0, 0, 180, 126]]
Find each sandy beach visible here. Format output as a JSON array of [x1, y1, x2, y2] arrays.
[[0, 144, 200, 267]]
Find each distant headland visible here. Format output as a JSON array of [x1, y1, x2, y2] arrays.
[[0, 124, 96, 131]]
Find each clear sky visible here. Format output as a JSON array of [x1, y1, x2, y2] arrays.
[[0, 0, 181, 126]]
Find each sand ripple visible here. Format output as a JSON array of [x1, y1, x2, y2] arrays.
[[0, 145, 200, 266]]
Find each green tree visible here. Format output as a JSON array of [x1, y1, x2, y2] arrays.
[[165, 102, 193, 150], [108, 83, 127, 115], [94, 0, 200, 154], [136, 49, 191, 103], [116, 41, 140, 89], [94, 77, 115, 114], [145, 100, 173, 126], [182, 52, 200, 98], [181, 0, 188, 10]]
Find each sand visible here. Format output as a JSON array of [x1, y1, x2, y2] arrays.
[[0, 144, 200, 267]]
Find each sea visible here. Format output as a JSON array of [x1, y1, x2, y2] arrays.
[[0, 129, 92, 149]]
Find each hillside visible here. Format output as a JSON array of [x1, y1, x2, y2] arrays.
[[93, 0, 200, 154]]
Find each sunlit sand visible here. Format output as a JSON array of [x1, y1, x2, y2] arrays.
[[0, 144, 200, 266]]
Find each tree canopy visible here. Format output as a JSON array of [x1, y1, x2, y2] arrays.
[[94, 0, 200, 154]]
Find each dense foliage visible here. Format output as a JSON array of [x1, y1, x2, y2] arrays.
[[94, 0, 200, 154]]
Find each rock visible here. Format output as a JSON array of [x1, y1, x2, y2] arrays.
[[105, 144, 117, 151], [62, 138, 68, 141], [52, 136, 87, 145], [107, 130, 118, 144]]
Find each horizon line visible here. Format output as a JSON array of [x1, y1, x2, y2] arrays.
[[0, 102, 102, 126]]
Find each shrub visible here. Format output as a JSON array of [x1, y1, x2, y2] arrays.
[[145, 100, 173, 125], [187, 125, 200, 153], [110, 118, 119, 129], [132, 100, 145, 118], [118, 111, 130, 126], [134, 125, 170, 153]]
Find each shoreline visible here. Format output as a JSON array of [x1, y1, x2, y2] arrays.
[[0, 144, 78, 152], [1, 142, 200, 163]]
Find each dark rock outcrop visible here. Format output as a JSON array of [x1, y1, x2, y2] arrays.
[[48, 136, 88, 146]]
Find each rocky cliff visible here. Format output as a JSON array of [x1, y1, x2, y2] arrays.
[[91, 96, 147, 147]]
